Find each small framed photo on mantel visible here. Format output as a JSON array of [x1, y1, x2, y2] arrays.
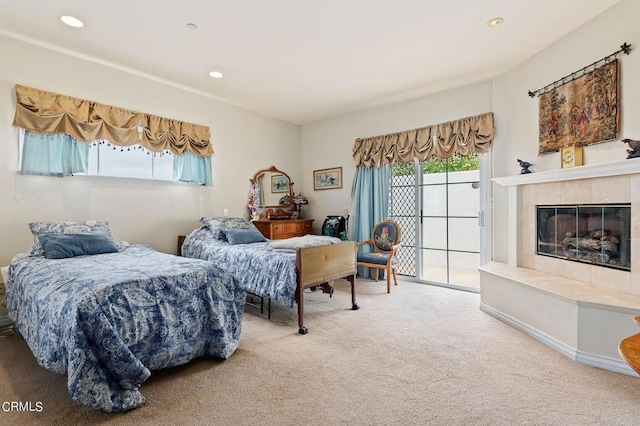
[[560, 146, 583, 168], [313, 167, 342, 190]]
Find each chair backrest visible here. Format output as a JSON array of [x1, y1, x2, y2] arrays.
[[371, 220, 401, 253]]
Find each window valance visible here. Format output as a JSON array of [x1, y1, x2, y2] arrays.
[[12, 84, 213, 157], [352, 112, 495, 167]]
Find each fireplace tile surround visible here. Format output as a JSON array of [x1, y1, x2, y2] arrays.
[[480, 159, 640, 375], [499, 160, 640, 296], [522, 176, 639, 294]]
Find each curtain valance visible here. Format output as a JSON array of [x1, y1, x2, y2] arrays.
[[12, 84, 213, 157], [352, 112, 495, 167]]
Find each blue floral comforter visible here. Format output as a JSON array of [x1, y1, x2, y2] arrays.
[[182, 227, 298, 308], [6, 244, 247, 413]]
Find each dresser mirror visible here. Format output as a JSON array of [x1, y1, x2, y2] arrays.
[[250, 166, 294, 210]]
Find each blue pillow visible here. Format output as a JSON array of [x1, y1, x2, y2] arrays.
[[224, 228, 267, 245], [28, 220, 112, 256], [38, 231, 119, 259], [200, 216, 253, 241]]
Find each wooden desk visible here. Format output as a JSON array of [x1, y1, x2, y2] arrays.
[[253, 219, 314, 240]]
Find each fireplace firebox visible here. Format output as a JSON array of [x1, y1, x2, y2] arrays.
[[536, 204, 631, 271]]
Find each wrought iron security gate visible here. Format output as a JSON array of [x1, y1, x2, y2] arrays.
[[389, 155, 481, 289]]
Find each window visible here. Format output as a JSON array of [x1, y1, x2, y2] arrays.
[[13, 85, 215, 186], [19, 130, 211, 185], [86, 141, 174, 180]]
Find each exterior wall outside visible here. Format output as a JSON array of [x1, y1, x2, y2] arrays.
[[400, 170, 481, 270]]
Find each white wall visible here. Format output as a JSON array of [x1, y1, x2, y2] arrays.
[[491, 0, 640, 262], [300, 81, 493, 235], [2, 0, 638, 270], [301, 0, 640, 264], [0, 34, 301, 265]]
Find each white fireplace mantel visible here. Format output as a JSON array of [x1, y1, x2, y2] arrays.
[[493, 158, 640, 187], [481, 158, 640, 376], [492, 158, 640, 268]]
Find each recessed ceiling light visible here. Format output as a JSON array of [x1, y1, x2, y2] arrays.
[[60, 15, 84, 28], [208, 71, 224, 79], [487, 17, 504, 28], [186, 23, 198, 30]]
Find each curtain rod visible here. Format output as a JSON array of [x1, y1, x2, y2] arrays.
[[527, 42, 631, 98]]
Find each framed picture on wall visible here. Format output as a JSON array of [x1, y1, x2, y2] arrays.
[[271, 174, 289, 193], [313, 167, 342, 190]]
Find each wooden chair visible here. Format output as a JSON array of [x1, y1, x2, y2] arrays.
[[355, 220, 401, 293]]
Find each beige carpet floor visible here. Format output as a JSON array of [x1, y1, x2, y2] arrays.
[[2, 279, 640, 425]]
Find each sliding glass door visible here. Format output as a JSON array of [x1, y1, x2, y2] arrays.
[[389, 154, 484, 291]]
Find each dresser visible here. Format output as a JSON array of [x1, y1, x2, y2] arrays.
[[253, 219, 314, 240]]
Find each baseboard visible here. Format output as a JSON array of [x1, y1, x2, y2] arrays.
[[575, 349, 637, 376], [479, 302, 638, 377]]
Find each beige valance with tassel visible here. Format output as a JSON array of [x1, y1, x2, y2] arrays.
[[353, 112, 495, 167], [12, 84, 213, 157]]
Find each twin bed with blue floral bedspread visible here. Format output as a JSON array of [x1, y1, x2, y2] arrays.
[[6, 221, 247, 413], [182, 225, 299, 307], [181, 217, 358, 335]]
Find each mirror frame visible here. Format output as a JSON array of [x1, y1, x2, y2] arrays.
[[250, 166, 294, 209]]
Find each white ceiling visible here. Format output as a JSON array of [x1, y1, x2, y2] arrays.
[[0, 0, 622, 125]]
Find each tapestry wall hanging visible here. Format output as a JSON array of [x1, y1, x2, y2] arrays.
[[538, 59, 619, 154]]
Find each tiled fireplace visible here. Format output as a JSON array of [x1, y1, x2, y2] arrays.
[[518, 163, 640, 295], [480, 159, 640, 375], [536, 203, 631, 271]]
